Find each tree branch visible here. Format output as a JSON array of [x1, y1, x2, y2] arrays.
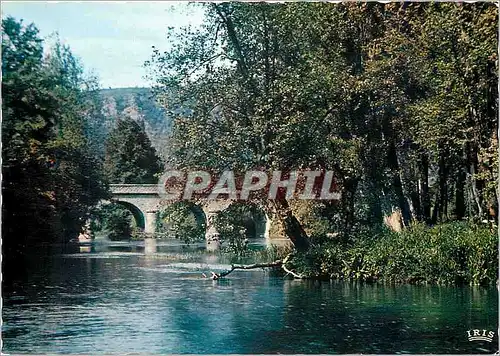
[[206, 253, 306, 280], [282, 263, 305, 279], [185, 53, 224, 79], [210, 260, 283, 279], [212, 3, 249, 79]]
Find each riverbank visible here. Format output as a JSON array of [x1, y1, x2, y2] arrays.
[[286, 221, 497, 286], [89, 221, 498, 286]]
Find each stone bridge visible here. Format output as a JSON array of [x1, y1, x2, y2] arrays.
[[107, 184, 270, 245]]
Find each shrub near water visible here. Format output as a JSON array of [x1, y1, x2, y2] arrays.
[[370, 222, 498, 285], [288, 222, 497, 285]]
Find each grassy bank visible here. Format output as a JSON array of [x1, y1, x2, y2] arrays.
[[287, 222, 497, 286]]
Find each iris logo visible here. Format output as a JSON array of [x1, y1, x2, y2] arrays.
[[466, 329, 495, 342]]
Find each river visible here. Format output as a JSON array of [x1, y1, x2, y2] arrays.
[[2, 239, 498, 354]]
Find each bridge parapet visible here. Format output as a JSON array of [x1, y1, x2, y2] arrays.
[[110, 184, 159, 195]]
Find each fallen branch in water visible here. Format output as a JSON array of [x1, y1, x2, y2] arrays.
[[207, 254, 306, 280], [211, 260, 283, 280], [282, 263, 305, 279], [281, 253, 305, 279]]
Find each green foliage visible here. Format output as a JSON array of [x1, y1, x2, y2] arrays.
[[156, 202, 206, 243], [2, 17, 108, 252], [371, 222, 497, 285], [94, 204, 134, 241], [290, 200, 335, 239], [213, 203, 266, 254], [288, 222, 497, 285], [104, 116, 163, 184], [147, 3, 498, 250]]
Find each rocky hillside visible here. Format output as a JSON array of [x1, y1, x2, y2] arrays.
[[99, 87, 172, 158]]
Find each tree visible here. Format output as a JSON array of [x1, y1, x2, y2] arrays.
[[147, 3, 497, 252], [104, 116, 163, 184], [2, 17, 108, 255], [147, 3, 350, 250], [362, 3, 498, 223], [156, 202, 206, 242], [91, 203, 135, 241]]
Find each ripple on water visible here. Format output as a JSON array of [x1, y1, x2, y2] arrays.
[[135, 262, 241, 276], [63, 252, 143, 258], [3, 249, 498, 354]]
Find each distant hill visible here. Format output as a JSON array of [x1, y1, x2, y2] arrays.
[[99, 87, 172, 158]]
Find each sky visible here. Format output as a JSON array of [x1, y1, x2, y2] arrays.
[[2, 2, 206, 88]]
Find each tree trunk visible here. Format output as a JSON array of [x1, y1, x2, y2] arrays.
[[419, 152, 431, 223], [269, 199, 310, 252], [431, 190, 440, 225], [437, 145, 449, 222], [387, 141, 411, 226], [410, 190, 421, 222], [363, 161, 383, 226], [341, 177, 359, 237], [467, 144, 483, 218], [455, 163, 466, 220]]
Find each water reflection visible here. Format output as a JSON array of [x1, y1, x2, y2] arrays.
[[2, 242, 497, 354], [85, 237, 291, 254], [80, 245, 92, 253], [144, 238, 157, 254]]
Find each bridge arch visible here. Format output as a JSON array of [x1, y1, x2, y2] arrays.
[[185, 202, 207, 230], [156, 201, 207, 240], [108, 184, 160, 234], [213, 201, 269, 239], [113, 200, 145, 230]]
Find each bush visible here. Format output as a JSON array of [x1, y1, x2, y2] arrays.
[[91, 203, 135, 241], [290, 221, 497, 285], [214, 202, 266, 254], [105, 206, 134, 241], [156, 202, 206, 243]]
